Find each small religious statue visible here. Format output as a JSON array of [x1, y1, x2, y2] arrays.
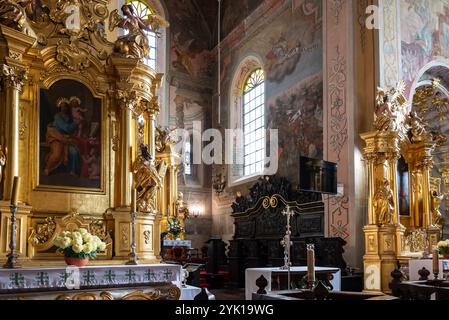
[[109, 4, 169, 60], [374, 81, 408, 133], [132, 144, 163, 213], [430, 190, 445, 228], [406, 111, 428, 143], [0, 144, 5, 189], [373, 179, 395, 226], [155, 126, 179, 153], [0, 0, 26, 30], [176, 191, 189, 220]]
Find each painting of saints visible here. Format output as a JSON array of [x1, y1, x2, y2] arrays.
[[39, 80, 102, 190]]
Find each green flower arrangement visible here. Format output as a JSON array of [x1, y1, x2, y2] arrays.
[[54, 228, 106, 259]]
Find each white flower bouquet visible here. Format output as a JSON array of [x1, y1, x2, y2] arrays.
[[437, 239, 449, 256], [54, 228, 106, 259]]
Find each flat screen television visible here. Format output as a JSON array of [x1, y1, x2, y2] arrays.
[[299, 157, 337, 195]]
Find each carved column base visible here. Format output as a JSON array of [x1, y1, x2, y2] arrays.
[[363, 224, 403, 293], [0, 201, 31, 264], [108, 208, 161, 262]]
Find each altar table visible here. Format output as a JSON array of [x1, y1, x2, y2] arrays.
[[408, 259, 449, 281], [0, 264, 182, 299], [245, 266, 341, 300]]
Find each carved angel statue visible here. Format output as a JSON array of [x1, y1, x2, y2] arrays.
[[175, 191, 189, 220], [430, 190, 445, 227], [109, 4, 169, 60], [374, 81, 408, 132], [132, 144, 163, 213], [0, 0, 26, 30], [373, 179, 395, 226], [155, 126, 179, 153], [406, 111, 429, 143], [0, 144, 6, 188]]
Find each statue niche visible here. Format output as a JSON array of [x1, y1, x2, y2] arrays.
[[132, 144, 164, 213], [109, 4, 169, 60], [373, 179, 395, 226]]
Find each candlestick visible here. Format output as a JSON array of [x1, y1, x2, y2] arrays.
[[433, 247, 440, 280], [307, 244, 316, 287], [11, 176, 20, 205], [131, 188, 137, 213], [3, 203, 21, 268]]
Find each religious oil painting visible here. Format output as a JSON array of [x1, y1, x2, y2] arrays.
[[39, 79, 102, 190]]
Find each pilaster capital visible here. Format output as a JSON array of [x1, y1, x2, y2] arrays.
[[116, 89, 139, 112], [1, 64, 27, 90]]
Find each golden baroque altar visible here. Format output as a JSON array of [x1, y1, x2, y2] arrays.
[[0, 0, 185, 267]]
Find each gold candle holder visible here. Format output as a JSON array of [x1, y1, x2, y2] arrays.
[[4, 176, 21, 268]]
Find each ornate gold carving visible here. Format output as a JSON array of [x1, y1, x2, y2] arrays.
[[143, 230, 151, 245], [112, 135, 119, 152], [0, 0, 26, 31], [30, 217, 56, 245], [374, 80, 408, 133], [404, 229, 426, 253], [132, 144, 163, 213], [116, 89, 138, 111], [56, 40, 90, 71], [120, 223, 129, 248], [155, 126, 179, 153], [373, 179, 394, 226], [108, 4, 168, 60], [2, 64, 27, 90]]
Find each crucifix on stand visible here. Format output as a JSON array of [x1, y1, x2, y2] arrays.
[[280, 205, 295, 290]]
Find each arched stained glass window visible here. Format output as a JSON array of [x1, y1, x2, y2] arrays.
[[128, 1, 157, 69], [242, 68, 265, 177]]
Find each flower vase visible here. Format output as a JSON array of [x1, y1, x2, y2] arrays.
[[443, 253, 449, 260], [65, 257, 89, 267]]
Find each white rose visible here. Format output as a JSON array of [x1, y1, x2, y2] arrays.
[[82, 233, 93, 244], [72, 243, 83, 253], [62, 231, 71, 238], [98, 242, 106, 251], [73, 237, 83, 247], [54, 236, 64, 248], [93, 236, 101, 245], [78, 228, 88, 235], [83, 243, 94, 254], [61, 237, 72, 249]]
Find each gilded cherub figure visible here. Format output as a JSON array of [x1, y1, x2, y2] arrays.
[[373, 179, 395, 226], [176, 191, 189, 220], [155, 126, 179, 153], [430, 190, 445, 228], [109, 4, 169, 60], [132, 144, 163, 213], [406, 111, 428, 142]]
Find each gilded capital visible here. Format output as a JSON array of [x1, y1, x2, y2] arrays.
[[116, 89, 139, 111], [2, 64, 27, 90]]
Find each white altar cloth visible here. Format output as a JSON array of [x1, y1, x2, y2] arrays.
[[245, 266, 341, 300], [0, 264, 182, 292], [408, 259, 449, 281]]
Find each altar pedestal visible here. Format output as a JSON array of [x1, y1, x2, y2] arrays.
[[245, 266, 341, 300], [108, 210, 161, 262]]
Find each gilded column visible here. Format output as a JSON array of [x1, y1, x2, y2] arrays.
[[147, 96, 160, 162], [116, 90, 138, 208], [1, 65, 26, 201]]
